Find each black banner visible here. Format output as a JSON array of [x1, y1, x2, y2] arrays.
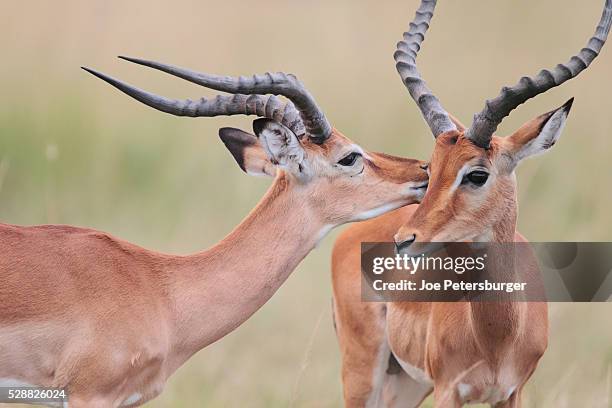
[[361, 242, 612, 302]]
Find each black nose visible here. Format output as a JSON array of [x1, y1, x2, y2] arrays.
[[395, 234, 416, 253]]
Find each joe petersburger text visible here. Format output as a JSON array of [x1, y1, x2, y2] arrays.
[[369, 253, 528, 294]]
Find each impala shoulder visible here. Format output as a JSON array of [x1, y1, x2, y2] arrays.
[[58, 227, 156, 260]]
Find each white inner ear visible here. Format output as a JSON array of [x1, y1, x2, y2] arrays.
[[517, 108, 568, 162], [243, 153, 277, 178], [259, 122, 304, 168]]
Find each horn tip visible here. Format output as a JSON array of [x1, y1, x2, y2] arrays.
[[118, 55, 147, 65], [81, 66, 102, 78], [81, 67, 118, 87], [118, 55, 136, 62]]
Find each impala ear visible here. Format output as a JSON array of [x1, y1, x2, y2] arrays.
[[252, 118, 305, 170], [219, 127, 277, 177], [504, 98, 573, 167], [449, 113, 466, 132]]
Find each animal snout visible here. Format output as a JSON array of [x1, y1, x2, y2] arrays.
[[394, 232, 416, 254]]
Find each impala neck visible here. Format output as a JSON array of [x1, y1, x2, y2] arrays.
[[167, 173, 328, 364], [470, 192, 521, 362], [491, 205, 517, 243], [479, 182, 518, 243]]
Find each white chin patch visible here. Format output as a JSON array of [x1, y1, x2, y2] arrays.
[[121, 392, 142, 406], [354, 202, 402, 221], [404, 181, 428, 199]]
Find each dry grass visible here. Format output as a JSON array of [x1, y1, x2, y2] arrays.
[[0, 0, 611, 406]]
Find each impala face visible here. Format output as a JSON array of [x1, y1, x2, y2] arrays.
[[395, 99, 573, 249], [221, 119, 429, 225]]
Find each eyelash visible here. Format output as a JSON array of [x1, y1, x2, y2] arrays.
[[338, 152, 362, 166], [462, 170, 489, 186]]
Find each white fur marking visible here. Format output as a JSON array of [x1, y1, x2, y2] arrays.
[[314, 224, 333, 247], [354, 202, 401, 222], [122, 392, 142, 407], [457, 382, 473, 400], [259, 123, 304, 167], [353, 180, 427, 222], [246, 168, 271, 177], [364, 340, 391, 408], [449, 164, 471, 193], [505, 385, 517, 400], [394, 356, 433, 386], [517, 108, 568, 161], [351, 144, 366, 158]]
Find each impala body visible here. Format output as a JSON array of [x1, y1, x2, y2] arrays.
[[332, 0, 611, 406], [0, 58, 429, 407]]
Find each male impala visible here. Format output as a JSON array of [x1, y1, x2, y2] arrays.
[[0, 56, 430, 407], [332, 0, 611, 406]]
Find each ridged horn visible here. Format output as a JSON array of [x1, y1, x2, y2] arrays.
[[82, 67, 305, 136], [466, 0, 612, 148], [116, 56, 331, 143], [394, 0, 456, 138]]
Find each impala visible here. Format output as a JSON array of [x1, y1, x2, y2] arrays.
[[0, 56, 430, 407], [332, 0, 611, 406]]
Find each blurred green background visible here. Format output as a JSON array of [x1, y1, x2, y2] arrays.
[[0, 0, 611, 406]]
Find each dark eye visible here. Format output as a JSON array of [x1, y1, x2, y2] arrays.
[[463, 170, 489, 186], [338, 152, 361, 166]]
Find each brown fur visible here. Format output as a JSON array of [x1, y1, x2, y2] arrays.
[[0, 129, 427, 407], [332, 108, 564, 407]]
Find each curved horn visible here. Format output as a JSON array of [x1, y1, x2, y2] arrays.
[[394, 0, 456, 138], [466, 0, 612, 148], [81, 67, 305, 136], [117, 56, 331, 143]]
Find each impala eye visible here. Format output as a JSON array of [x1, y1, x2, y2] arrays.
[[463, 170, 489, 186], [338, 152, 361, 166]]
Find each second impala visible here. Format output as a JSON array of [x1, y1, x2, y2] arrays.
[[332, 0, 611, 407]]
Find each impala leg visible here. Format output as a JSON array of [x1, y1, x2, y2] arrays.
[[382, 369, 432, 408], [494, 387, 522, 408], [432, 384, 461, 408], [339, 337, 389, 407], [333, 299, 389, 407]]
